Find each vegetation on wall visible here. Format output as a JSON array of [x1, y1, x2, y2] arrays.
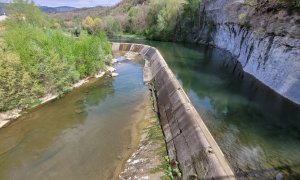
[[0, 0, 112, 111]]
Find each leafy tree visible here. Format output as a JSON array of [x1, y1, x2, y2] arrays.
[[82, 16, 103, 35], [82, 16, 95, 34], [103, 16, 122, 36], [176, 0, 202, 40], [146, 0, 186, 40], [0, 49, 35, 111], [94, 18, 103, 30], [7, 0, 49, 27]]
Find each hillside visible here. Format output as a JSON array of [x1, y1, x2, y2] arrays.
[[39, 6, 77, 13], [51, 6, 109, 21], [0, 2, 76, 14], [51, 0, 147, 21]]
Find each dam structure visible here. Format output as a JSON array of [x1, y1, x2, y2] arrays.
[[112, 42, 235, 179]]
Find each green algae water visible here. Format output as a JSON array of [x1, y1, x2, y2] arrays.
[[0, 58, 147, 180], [113, 39, 300, 179]]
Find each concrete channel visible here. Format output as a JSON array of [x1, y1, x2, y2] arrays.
[[112, 42, 235, 179]]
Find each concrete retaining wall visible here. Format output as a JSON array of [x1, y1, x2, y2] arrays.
[[112, 42, 235, 179]]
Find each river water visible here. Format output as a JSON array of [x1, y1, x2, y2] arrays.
[[1, 39, 300, 179], [0, 57, 147, 179], [113, 39, 300, 178], [148, 41, 300, 178]]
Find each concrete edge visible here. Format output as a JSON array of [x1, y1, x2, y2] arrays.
[[111, 42, 236, 179]]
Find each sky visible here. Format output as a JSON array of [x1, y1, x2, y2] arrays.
[[0, 0, 122, 8]]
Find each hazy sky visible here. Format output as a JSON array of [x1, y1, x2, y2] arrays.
[[0, 0, 122, 7]]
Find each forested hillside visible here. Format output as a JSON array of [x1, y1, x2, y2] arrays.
[[0, 0, 111, 111], [54, 0, 300, 41], [52, 0, 203, 40]]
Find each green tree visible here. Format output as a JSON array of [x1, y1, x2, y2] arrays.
[[82, 16, 95, 34], [0, 49, 35, 111], [103, 16, 122, 36], [7, 0, 49, 27], [146, 0, 186, 40], [94, 17, 103, 31]]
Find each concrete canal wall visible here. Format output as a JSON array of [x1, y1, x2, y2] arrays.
[[111, 42, 235, 179]]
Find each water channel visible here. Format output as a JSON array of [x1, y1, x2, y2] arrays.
[[124, 40, 300, 178], [1, 39, 300, 179], [0, 56, 147, 180]]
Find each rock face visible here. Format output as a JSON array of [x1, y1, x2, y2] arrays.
[[197, 0, 300, 104]]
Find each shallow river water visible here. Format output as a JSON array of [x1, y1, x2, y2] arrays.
[[0, 58, 147, 180]]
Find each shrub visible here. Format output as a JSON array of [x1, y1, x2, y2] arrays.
[[0, 49, 35, 111], [0, 0, 112, 111]]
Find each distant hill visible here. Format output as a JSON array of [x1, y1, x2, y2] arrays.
[[51, 0, 147, 21], [39, 6, 77, 13], [0, 3, 77, 14], [51, 6, 109, 21]]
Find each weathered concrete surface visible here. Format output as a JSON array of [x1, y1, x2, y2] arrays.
[[196, 0, 300, 105], [112, 42, 235, 179]]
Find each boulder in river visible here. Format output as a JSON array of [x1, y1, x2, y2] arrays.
[[111, 58, 118, 64], [105, 66, 116, 73], [111, 73, 119, 77], [95, 71, 105, 78]]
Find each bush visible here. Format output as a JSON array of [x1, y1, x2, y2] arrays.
[[0, 0, 112, 111], [103, 16, 122, 36], [0, 48, 35, 111]]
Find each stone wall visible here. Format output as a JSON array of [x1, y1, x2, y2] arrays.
[[197, 0, 300, 105], [112, 42, 235, 179]]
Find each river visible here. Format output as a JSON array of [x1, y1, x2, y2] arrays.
[[158, 41, 300, 178], [113, 39, 300, 178], [0, 56, 148, 179], [1, 39, 300, 179]]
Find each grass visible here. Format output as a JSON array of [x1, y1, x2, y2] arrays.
[[147, 116, 172, 180], [27, 99, 42, 109], [147, 89, 182, 179], [147, 113, 182, 179]]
